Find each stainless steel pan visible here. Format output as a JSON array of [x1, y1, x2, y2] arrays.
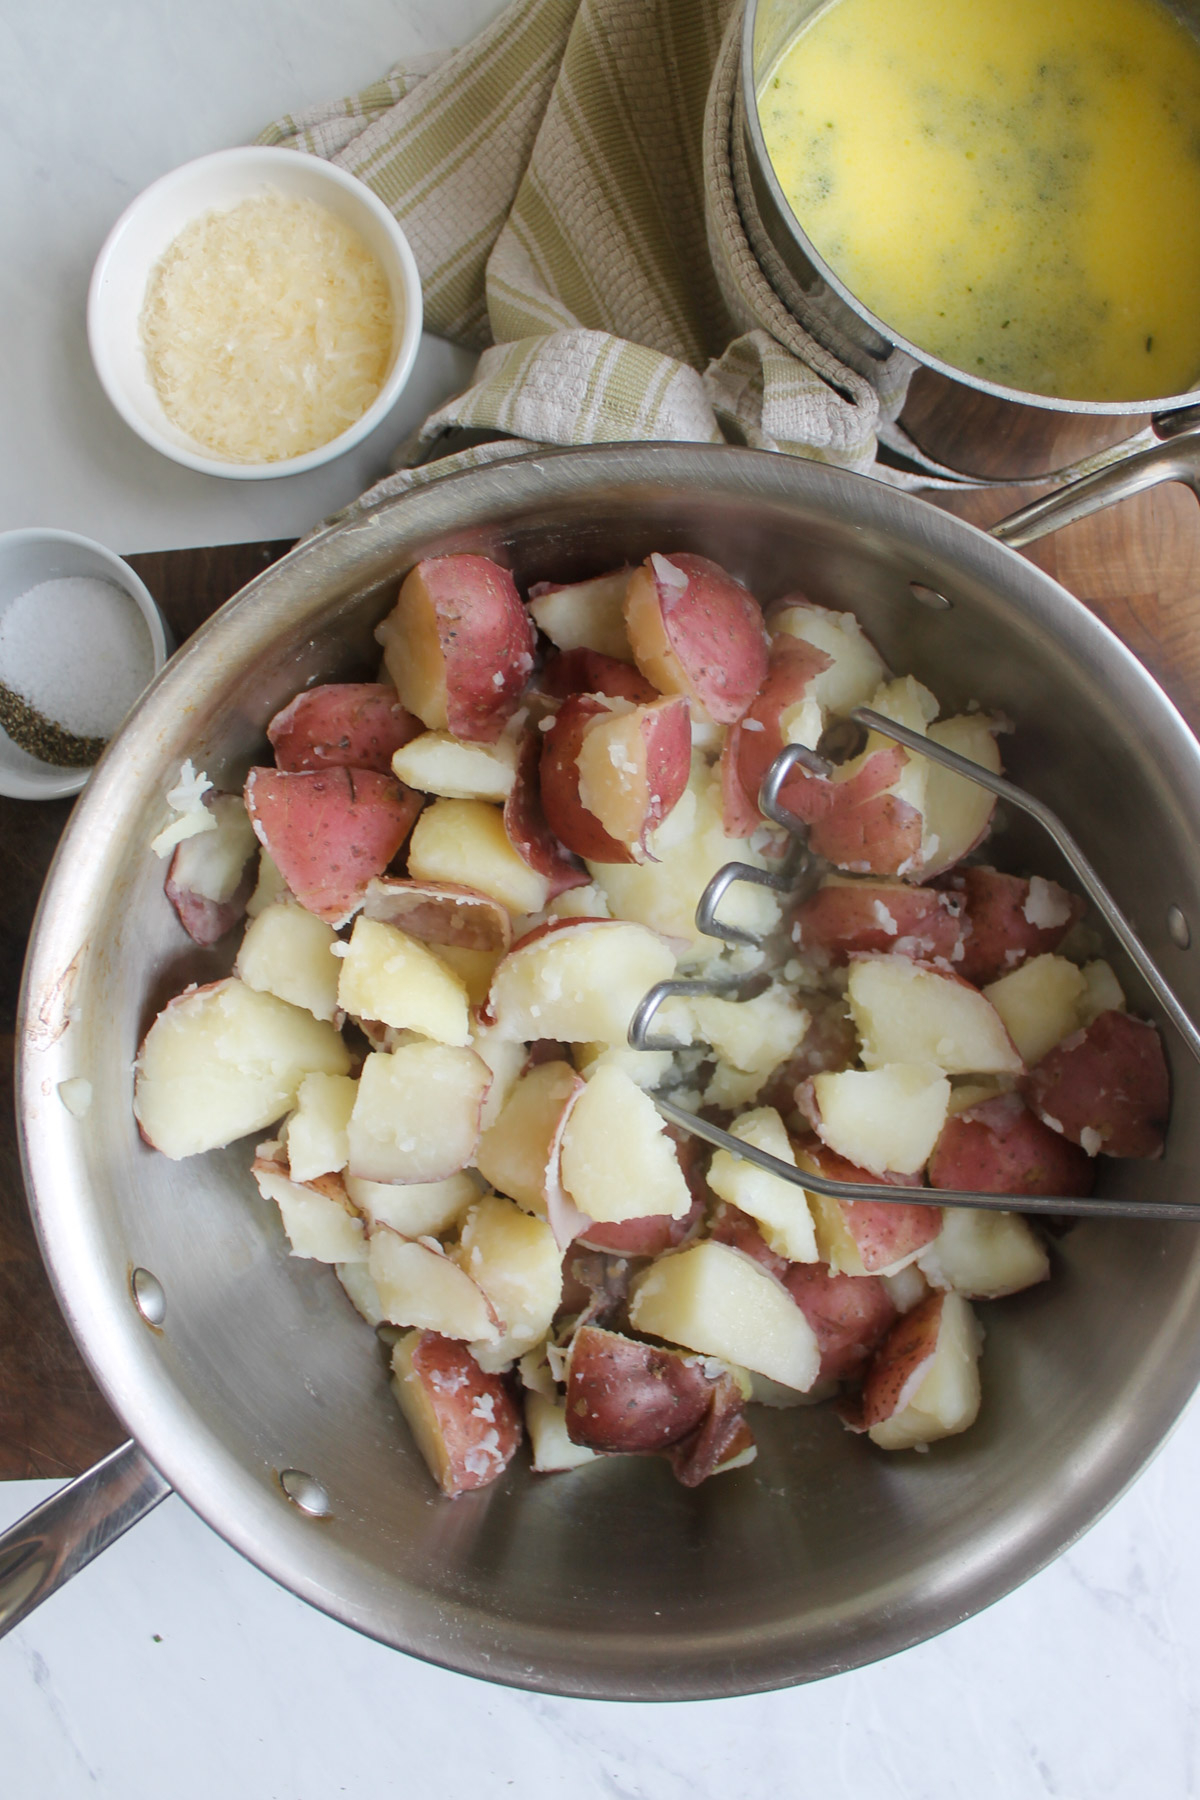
[[7, 441, 1200, 1699]]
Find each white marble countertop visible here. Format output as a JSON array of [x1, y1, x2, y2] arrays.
[[5, 1, 1200, 1792]]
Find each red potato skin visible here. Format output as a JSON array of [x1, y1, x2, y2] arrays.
[[403, 1332, 523, 1497], [577, 1194, 704, 1257], [1023, 1009, 1170, 1158], [362, 877, 512, 952], [503, 730, 590, 896], [790, 881, 965, 969], [947, 867, 1085, 985], [565, 1326, 749, 1479], [860, 1293, 946, 1428], [708, 1204, 898, 1382], [267, 683, 422, 774], [929, 1091, 1095, 1197], [724, 638, 834, 830], [394, 555, 537, 744], [244, 766, 421, 925], [538, 648, 658, 705], [628, 553, 770, 723], [164, 858, 256, 947], [539, 693, 692, 864], [796, 1137, 943, 1272], [668, 1380, 755, 1487], [807, 745, 924, 876], [783, 1262, 899, 1383], [558, 1248, 636, 1332]]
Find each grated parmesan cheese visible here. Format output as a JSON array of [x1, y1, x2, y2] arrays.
[[140, 192, 394, 463]]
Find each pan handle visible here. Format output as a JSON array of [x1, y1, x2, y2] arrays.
[[991, 430, 1200, 548], [0, 1440, 171, 1640]]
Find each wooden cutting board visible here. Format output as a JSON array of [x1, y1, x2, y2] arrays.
[[3, 475, 1199, 1481]]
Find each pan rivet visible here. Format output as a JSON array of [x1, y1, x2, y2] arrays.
[[279, 1469, 331, 1518], [909, 581, 953, 611], [130, 1267, 166, 1326], [1168, 905, 1191, 949]]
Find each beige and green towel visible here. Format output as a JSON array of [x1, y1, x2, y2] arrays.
[[259, 0, 916, 500]]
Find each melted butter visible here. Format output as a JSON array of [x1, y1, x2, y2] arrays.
[[760, 0, 1200, 400]]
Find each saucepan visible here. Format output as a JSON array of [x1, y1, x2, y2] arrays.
[[6, 440, 1200, 1699], [739, 0, 1200, 482]]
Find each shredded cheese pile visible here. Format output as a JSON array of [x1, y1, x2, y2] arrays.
[[140, 192, 394, 462]]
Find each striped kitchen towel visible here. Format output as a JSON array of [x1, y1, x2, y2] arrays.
[[259, 0, 915, 491]]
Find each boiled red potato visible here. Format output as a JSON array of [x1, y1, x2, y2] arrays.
[[807, 676, 935, 875], [669, 1409, 758, 1486], [707, 1201, 789, 1278], [245, 848, 292, 918], [390, 728, 520, 802], [344, 1169, 478, 1238], [588, 760, 783, 962], [337, 915, 471, 1047], [235, 901, 341, 1022], [362, 876, 512, 954], [781, 1261, 899, 1382], [527, 567, 636, 663], [524, 1389, 601, 1473], [454, 1194, 563, 1371], [951, 867, 1084, 985], [484, 918, 676, 1045], [407, 795, 553, 914], [244, 766, 421, 926], [502, 730, 590, 900], [538, 647, 656, 704], [790, 876, 965, 969], [794, 1138, 943, 1275], [848, 955, 1023, 1076], [1078, 959, 1126, 1027], [564, 1325, 719, 1452], [859, 1290, 983, 1451], [164, 793, 258, 945], [391, 1329, 522, 1497], [133, 977, 351, 1160], [575, 1194, 704, 1257], [623, 552, 770, 722], [469, 1020, 532, 1132], [804, 1064, 952, 1180], [267, 682, 421, 774], [768, 597, 887, 718], [628, 1239, 821, 1391], [370, 1225, 499, 1341], [376, 553, 536, 743], [917, 1201, 1050, 1300], [346, 1042, 491, 1182], [981, 953, 1091, 1069], [757, 994, 861, 1124], [559, 1064, 693, 1223], [917, 714, 1003, 878], [706, 1106, 818, 1262], [806, 741, 921, 877], [1023, 1009, 1170, 1158], [572, 1039, 675, 1092], [335, 1258, 387, 1328], [539, 693, 691, 863], [475, 1059, 584, 1216], [720, 637, 834, 835], [680, 984, 811, 1089], [252, 1155, 366, 1262], [928, 1090, 1095, 1199], [284, 1071, 357, 1182]]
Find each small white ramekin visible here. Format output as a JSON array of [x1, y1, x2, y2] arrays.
[[0, 529, 171, 801], [87, 145, 424, 481]]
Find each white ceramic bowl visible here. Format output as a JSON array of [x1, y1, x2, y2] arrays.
[[87, 146, 425, 480], [0, 529, 170, 801]]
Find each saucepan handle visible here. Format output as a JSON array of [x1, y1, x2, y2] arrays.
[[0, 1439, 171, 1640], [992, 428, 1200, 548]]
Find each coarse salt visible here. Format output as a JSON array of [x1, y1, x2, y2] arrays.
[[0, 576, 154, 739]]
